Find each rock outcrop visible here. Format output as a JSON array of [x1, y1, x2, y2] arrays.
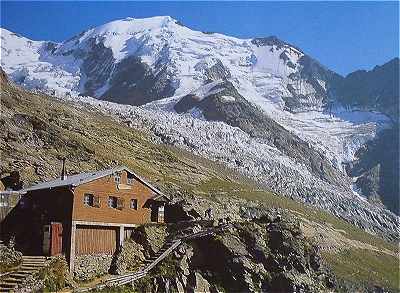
[[131, 218, 336, 293]]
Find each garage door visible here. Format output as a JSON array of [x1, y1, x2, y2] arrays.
[[75, 226, 117, 255]]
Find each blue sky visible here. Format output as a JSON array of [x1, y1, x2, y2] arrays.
[[1, 1, 398, 75]]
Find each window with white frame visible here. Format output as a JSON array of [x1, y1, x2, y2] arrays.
[[114, 174, 121, 184], [130, 198, 138, 210], [83, 194, 94, 207], [127, 173, 135, 185], [108, 196, 118, 208]]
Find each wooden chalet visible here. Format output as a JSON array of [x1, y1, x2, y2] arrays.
[[1, 166, 170, 272]]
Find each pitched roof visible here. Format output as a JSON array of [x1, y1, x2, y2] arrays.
[[21, 166, 167, 200]]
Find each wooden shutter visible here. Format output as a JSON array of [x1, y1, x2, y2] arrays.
[[93, 195, 101, 208], [117, 198, 124, 210]]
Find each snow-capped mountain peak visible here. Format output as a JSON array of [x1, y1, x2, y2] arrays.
[[55, 16, 184, 61], [1, 17, 337, 113], [0, 17, 390, 172], [0, 17, 392, 170]]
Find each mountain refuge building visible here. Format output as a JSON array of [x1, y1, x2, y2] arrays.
[[1, 166, 170, 272]]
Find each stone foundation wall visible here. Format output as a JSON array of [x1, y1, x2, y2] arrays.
[[74, 254, 113, 281]]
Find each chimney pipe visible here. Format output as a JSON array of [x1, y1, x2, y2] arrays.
[[61, 157, 66, 180]]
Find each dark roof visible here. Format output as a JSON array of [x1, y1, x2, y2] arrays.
[[21, 166, 168, 200]]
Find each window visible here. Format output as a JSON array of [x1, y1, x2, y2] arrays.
[[130, 199, 138, 210], [0, 194, 7, 207], [127, 173, 135, 185], [114, 175, 121, 184], [117, 198, 124, 210], [84, 194, 94, 207], [108, 196, 118, 208]]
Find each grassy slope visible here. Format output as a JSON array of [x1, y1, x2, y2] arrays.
[[0, 78, 398, 291], [324, 249, 399, 291]]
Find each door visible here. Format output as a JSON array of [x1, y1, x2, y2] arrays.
[[50, 222, 63, 256], [42, 225, 51, 255]]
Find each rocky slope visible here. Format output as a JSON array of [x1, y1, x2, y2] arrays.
[[129, 218, 336, 293], [346, 126, 399, 215], [332, 58, 399, 215], [333, 57, 399, 121]]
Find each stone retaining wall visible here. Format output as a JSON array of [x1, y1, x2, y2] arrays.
[[74, 254, 113, 281]]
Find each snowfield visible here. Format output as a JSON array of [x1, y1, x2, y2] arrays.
[[0, 29, 82, 94]]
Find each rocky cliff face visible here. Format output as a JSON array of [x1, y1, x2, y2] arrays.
[[332, 58, 399, 121], [128, 219, 336, 293], [347, 126, 399, 215], [284, 55, 342, 112], [100, 56, 175, 105], [335, 58, 400, 215]]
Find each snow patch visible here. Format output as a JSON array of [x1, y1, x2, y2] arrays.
[[190, 80, 225, 101], [220, 95, 236, 103]]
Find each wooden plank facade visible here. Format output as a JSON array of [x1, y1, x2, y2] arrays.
[[50, 222, 63, 256], [72, 171, 153, 225]]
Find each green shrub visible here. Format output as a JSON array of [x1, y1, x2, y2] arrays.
[[38, 257, 70, 292]]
